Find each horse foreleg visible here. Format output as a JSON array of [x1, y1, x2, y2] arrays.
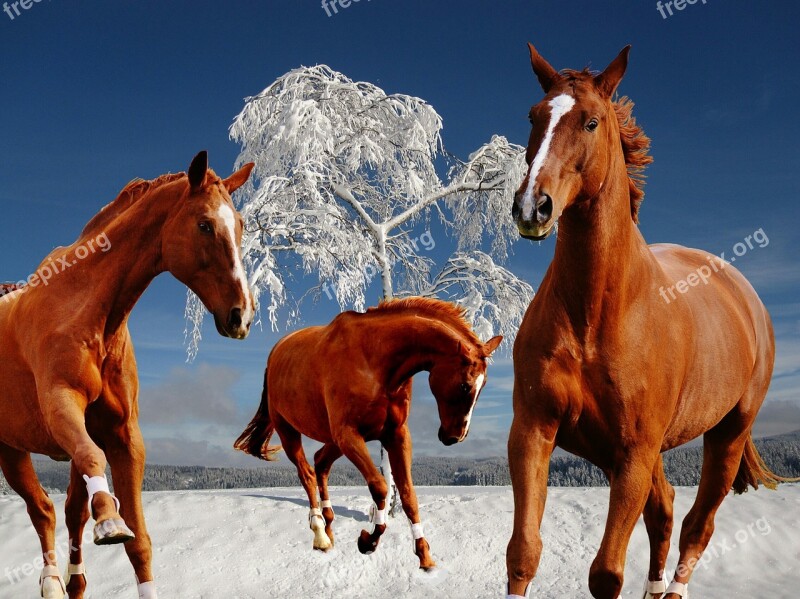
[[589, 453, 659, 599], [105, 425, 158, 599], [314, 443, 342, 547], [506, 417, 557, 598], [65, 461, 90, 598], [278, 424, 330, 551], [0, 445, 64, 598], [336, 430, 389, 555], [41, 386, 133, 545], [641, 455, 674, 599], [384, 425, 436, 570]]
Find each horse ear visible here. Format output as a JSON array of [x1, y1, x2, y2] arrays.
[[483, 335, 503, 356], [223, 163, 255, 194], [594, 45, 631, 98], [187, 150, 208, 190], [528, 42, 561, 93]]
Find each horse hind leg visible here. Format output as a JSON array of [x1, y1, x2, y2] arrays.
[[278, 423, 331, 551], [641, 455, 674, 599], [0, 444, 65, 599], [64, 461, 90, 598], [314, 443, 342, 547], [664, 409, 753, 598]]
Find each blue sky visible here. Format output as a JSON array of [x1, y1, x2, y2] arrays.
[[1, 1, 798, 465]]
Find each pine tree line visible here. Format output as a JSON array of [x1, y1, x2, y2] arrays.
[[2, 432, 798, 494]]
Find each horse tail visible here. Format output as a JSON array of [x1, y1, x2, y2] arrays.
[[233, 368, 283, 461], [732, 435, 799, 494]]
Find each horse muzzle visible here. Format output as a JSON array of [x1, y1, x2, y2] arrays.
[[214, 307, 252, 340], [438, 427, 460, 447], [512, 193, 556, 240]]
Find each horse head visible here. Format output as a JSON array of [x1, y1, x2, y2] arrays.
[[429, 334, 503, 445], [161, 151, 256, 339], [512, 43, 633, 240]]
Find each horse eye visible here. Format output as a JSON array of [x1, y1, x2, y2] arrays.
[[528, 116, 535, 126], [198, 221, 212, 234], [585, 119, 599, 132], [461, 382, 470, 393]]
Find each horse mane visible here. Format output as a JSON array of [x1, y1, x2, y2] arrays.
[[80, 172, 187, 238], [562, 68, 654, 223], [0, 282, 22, 296], [368, 297, 482, 347]]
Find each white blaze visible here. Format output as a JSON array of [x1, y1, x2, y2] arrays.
[[460, 373, 485, 441], [217, 203, 252, 322], [520, 94, 576, 221]]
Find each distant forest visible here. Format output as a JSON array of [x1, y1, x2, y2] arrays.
[[2, 432, 798, 495]]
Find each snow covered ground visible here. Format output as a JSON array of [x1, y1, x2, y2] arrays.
[[1, 485, 798, 598]]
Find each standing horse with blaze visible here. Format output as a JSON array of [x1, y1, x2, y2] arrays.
[[505, 43, 788, 599]]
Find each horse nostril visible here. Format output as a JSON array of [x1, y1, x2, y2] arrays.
[[228, 308, 243, 329], [535, 194, 553, 224], [511, 198, 521, 220]]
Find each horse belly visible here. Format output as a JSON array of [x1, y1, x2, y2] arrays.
[[0, 369, 66, 456], [653, 246, 769, 448]]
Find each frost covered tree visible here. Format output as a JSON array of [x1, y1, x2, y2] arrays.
[[183, 65, 534, 512]]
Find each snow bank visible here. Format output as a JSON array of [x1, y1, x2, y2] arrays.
[[1, 485, 797, 598]]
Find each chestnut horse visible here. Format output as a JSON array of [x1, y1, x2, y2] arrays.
[[235, 297, 502, 569], [505, 44, 788, 599], [0, 152, 254, 599]]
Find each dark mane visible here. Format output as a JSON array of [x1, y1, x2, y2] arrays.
[[562, 68, 654, 223], [368, 297, 482, 346], [80, 172, 186, 238]]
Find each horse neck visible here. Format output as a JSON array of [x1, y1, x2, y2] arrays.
[[377, 314, 466, 389], [548, 155, 653, 329], [69, 184, 176, 337]]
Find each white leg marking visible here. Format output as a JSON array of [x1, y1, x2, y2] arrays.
[[309, 507, 332, 550], [368, 502, 386, 534], [520, 94, 576, 220], [137, 580, 159, 599]]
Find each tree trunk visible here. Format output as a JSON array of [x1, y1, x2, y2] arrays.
[[376, 227, 400, 515]]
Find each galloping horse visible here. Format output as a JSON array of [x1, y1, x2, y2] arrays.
[[505, 44, 786, 599], [235, 297, 502, 569], [0, 152, 255, 599]]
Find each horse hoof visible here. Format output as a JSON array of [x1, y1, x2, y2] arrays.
[[357, 530, 378, 555], [93, 518, 135, 545], [40, 565, 66, 599], [41, 577, 66, 599], [313, 535, 333, 552]]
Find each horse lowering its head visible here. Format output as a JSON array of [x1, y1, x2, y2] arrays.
[[512, 43, 651, 240], [235, 297, 502, 570], [420, 309, 499, 445]]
